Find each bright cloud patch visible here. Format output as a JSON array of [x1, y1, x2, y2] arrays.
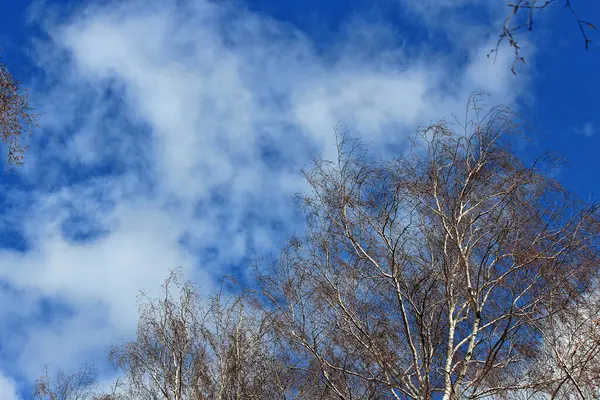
[[0, 0, 530, 393], [0, 372, 19, 400]]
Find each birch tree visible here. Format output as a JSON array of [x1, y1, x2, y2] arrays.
[[0, 56, 36, 166], [257, 96, 600, 399]]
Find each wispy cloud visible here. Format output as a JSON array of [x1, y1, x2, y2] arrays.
[[572, 121, 595, 138], [582, 122, 595, 137], [0, 0, 531, 392]]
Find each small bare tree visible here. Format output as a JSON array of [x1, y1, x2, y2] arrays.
[[0, 56, 37, 166], [33, 364, 127, 400], [109, 270, 296, 400], [257, 96, 600, 399], [34, 365, 99, 400]]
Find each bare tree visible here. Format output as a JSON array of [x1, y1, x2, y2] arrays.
[[109, 270, 297, 400], [34, 365, 99, 400], [492, 0, 596, 73], [33, 365, 127, 400], [33, 95, 600, 399], [256, 95, 600, 399], [0, 55, 37, 166]]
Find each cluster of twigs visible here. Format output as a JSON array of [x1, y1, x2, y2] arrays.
[[490, 0, 596, 74]]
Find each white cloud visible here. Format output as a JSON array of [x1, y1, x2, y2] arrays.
[[0, 0, 532, 388], [0, 372, 19, 400]]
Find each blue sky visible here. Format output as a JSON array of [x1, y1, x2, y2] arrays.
[[0, 0, 598, 397]]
